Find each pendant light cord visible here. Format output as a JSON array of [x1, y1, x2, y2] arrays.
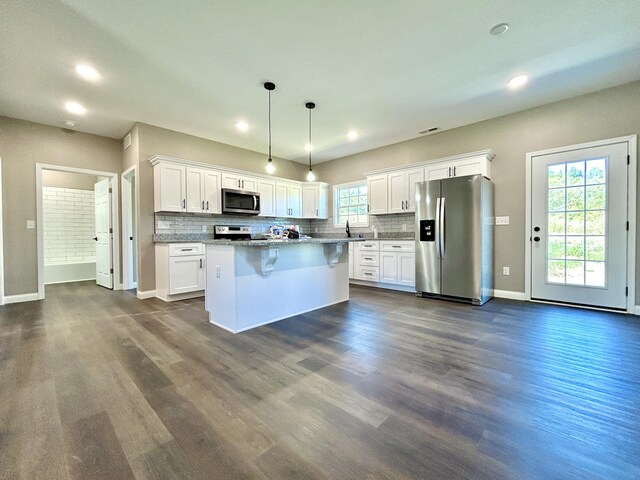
[[308, 106, 312, 169], [268, 89, 272, 160]]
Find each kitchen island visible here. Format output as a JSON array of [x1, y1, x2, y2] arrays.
[[203, 238, 363, 333]]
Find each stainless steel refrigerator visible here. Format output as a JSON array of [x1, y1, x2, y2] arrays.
[[415, 174, 493, 305]]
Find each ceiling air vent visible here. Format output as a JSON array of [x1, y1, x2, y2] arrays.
[[419, 127, 439, 135], [123, 133, 132, 150]]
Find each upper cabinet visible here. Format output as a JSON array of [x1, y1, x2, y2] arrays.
[[221, 173, 258, 191], [302, 183, 329, 219], [276, 181, 302, 218], [364, 150, 494, 215], [154, 162, 187, 212], [186, 167, 221, 214], [257, 178, 276, 217]]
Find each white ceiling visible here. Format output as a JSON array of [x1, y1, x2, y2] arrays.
[[1, 1, 639, 164]]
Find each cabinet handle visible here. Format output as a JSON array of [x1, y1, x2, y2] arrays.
[[453, 166, 456, 176], [316, 209, 318, 216], [181, 248, 194, 251], [391, 245, 401, 248], [199, 258, 203, 268], [241, 180, 244, 188], [206, 200, 209, 210], [183, 199, 186, 209], [364, 257, 373, 260], [364, 272, 372, 276], [448, 167, 451, 177], [202, 200, 205, 210], [367, 204, 370, 212]]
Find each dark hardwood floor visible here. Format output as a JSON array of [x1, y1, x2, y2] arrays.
[[1, 281, 639, 479]]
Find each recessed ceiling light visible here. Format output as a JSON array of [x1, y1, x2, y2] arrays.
[[235, 121, 248, 132], [75, 64, 100, 81], [347, 130, 358, 140], [65, 101, 86, 115], [64, 120, 76, 127], [508, 74, 529, 89], [489, 23, 510, 36], [305, 144, 313, 152]]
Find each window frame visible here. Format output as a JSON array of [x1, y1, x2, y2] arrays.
[[333, 180, 369, 228]]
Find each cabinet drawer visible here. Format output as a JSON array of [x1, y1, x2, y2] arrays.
[[357, 241, 380, 252], [355, 265, 379, 282], [380, 241, 415, 253], [358, 251, 379, 266], [168, 243, 204, 257]]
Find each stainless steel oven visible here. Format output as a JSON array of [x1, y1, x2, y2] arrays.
[[221, 188, 260, 215]]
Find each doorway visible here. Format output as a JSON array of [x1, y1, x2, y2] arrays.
[[525, 136, 637, 311], [36, 164, 121, 299], [122, 166, 137, 290]]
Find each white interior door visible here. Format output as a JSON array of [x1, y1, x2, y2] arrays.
[[530, 142, 628, 309], [95, 178, 113, 289]]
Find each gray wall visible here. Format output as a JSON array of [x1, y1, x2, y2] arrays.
[[0, 116, 121, 296], [42, 170, 102, 190], [132, 123, 310, 293], [315, 80, 640, 298]]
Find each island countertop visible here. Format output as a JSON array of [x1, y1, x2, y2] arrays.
[[153, 234, 364, 246]]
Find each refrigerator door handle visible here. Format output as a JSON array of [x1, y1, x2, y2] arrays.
[[440, 197, 445, 257], [435, 197, 442, 258]]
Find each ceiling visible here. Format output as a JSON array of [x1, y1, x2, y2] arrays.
[[1, 1, 639, 164]]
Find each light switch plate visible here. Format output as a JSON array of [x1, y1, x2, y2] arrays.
[[496, 216, 510, 225], [26, 220, 35, 229], [502, 266, 510, 276], [202, 225, 207, 233]]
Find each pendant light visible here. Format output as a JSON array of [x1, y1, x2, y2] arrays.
[[305, 102, 316, 181], [264, 82, 276, 174]]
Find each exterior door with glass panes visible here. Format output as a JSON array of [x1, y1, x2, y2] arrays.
[[530, 142, 628, 309]]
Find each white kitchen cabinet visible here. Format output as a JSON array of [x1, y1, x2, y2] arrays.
[[348, 242, 354, 279], [387, 167, 424, 213], [185, 167, 221, 214], [276, 181, 302, 218], [257, 178, 276, 217], [302, 183, 329, 219], [155, 243, 205, 301], [367, 174, 388, 215], [221, 173, 258, 191], [424, 155, 491, 181], [353, 240, 380, 281], [154, 163, 186, 212], [379, 241, 415, 287]]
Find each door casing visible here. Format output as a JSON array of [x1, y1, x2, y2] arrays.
[[525, 135, 637, 312]]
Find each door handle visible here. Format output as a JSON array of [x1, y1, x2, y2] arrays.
[[92, 236, 98, 241], [435, 197, 441, 259], [440, 197, 446, 256]]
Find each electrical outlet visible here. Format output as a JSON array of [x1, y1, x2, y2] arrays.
[[496, 216, 510, 225], [26, 220, 35, 229], [202, 225, 207, 233], [402, 224, 407, 231], [315, 227, 318, 233], [502, 266, 510, 276], [216, 266, 221, 278], [157, 220, 170, 229]]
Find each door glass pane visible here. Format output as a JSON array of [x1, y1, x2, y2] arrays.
[[545, 159, 607, 287]]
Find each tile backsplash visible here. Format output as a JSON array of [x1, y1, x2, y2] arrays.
[[155, 212, 312, 235], [155, 212, 415, 238]]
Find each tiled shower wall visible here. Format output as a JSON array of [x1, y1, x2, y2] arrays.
[[155, 213, 312, 235], [43, 187, 96, 264]]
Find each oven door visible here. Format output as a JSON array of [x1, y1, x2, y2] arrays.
[[222, 188, 260, 215]]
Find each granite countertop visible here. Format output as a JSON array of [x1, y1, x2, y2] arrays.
[[153, 233, 364, 246]]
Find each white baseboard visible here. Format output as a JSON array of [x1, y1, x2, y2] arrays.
[[136, 289, 157, 300], [633, 305, 640, 316], [492, 289, 527, 301], [3, 292, 41, 304]]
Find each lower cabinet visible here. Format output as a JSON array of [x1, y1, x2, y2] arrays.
[[351, 240, 415, 291], [155, 243, 205, 301]]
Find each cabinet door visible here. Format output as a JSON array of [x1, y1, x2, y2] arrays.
[[316, 184, 329, 219], [380, 252, 398, 284], [451, 157, 490, 179], [387, 171, 406, 214], [288, 184, 302, 218], [367, 174, 388, 215], [425, 164, 451, 181], [203, 169, 221, 214], [221, 173, 241, 189], [275, 183, 289, 217], [157, 163, 186, 212], [241, 176, 258, 191], [186, 168, 205, 213], [397, 252, 415, 286], [405, 167, 424, 212], [257, 179, 276, 217], [302, 185, 318, 218], [348, 243, 354, 279], [169, 256, 204, 294]]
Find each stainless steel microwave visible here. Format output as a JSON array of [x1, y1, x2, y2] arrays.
[[221, 188, 260, 215]]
